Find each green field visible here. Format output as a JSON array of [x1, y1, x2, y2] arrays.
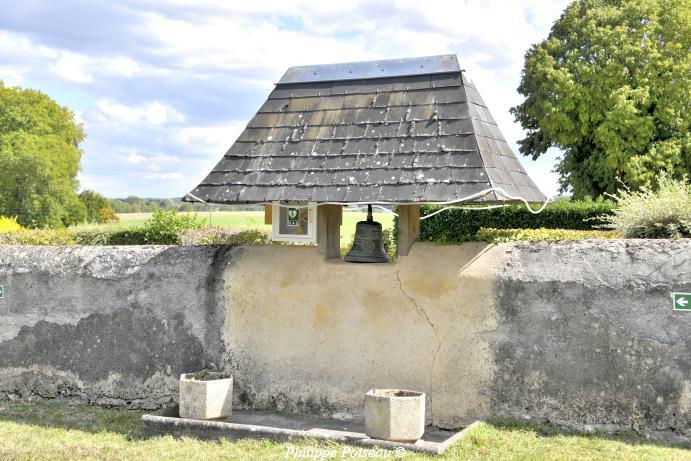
[[106, 209, 394, 249], [0, 402, 687, 460], [116, 211, 272, 229]]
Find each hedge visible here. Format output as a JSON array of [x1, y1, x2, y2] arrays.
[[178, 228, 270, 245], [475, 227, 622, 243], [418, 199, 615, 243], [0, 229, 77, 245], [74, 229, 149, 245], [0, 227, 270, 246]]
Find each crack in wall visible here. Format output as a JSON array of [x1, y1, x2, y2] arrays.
[[395, 262, 442, 423]]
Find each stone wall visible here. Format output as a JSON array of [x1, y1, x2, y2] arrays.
[[0, 241, 689, 438]]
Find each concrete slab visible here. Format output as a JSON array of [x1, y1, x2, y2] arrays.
[[141, 406, 475, 455]]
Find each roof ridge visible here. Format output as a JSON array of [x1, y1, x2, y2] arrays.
[[278, 55, 460, 84]]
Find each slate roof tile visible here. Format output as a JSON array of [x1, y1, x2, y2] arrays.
[[186, 55, 545, 204]]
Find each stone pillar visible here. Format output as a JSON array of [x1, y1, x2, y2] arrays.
[[317, 204, 342, 259], [397, 204, 420, 257]]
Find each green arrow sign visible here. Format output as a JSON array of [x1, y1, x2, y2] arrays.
[[673, 292, 690, 311]]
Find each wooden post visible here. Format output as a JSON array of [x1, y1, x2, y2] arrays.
[[264, 204, 272, 224], [317, 204, 342, 259], [397, 204, 420, 257]]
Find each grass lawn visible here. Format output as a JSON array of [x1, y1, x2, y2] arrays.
[[0, 402, 688, 460]]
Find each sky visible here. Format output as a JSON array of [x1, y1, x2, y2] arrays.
[[0, 0, 570, 199]]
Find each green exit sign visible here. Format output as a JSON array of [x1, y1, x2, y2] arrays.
[[673, 292, 690, 311]]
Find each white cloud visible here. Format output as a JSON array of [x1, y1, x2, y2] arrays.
[[0, 30, 57, 59], [141, 11, 376, 79], [0, 67, 24, 86], [102, 56, 141, 77], [51, 52, 93, 83], [147, 101, 184, 125], [94, 100, 139, 123], [126, 151, 147, 165], [125, 151, 182, 174], [94, 99, 184, 125], [77, 173, 116, 196], [177, 122, 245, 152], [143, 172, 183, 180]]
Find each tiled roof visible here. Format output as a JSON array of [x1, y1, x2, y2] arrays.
[[186, 55, 545, 204]]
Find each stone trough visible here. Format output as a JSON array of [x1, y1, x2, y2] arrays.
[[141, 406, 476, 455]]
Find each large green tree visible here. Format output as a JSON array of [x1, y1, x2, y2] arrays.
[[511, 0, 691, 198], [0, 82, 86, 227]]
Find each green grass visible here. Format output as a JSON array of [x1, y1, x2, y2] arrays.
[[71, 209, 395, 249], [0, 402, 688, 460]]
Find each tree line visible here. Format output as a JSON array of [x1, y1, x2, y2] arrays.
[[107, 196, 239, 213]]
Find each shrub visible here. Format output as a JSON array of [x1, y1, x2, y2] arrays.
[[381, 228, 396, 260], [106, 229, 149, 245], [475, 227, 622, 243], [142, 210, 203, 245], [0, 216, 23, 232], [97, 208, 119, 224], [73, 229, 117, 245], [417, 199, 615, 243], [599, 175, 691, 239], [179, 227, 270, 245], [0, 228, 76, 245]]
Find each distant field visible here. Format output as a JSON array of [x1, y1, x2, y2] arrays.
[[117, 211, 273, 230], [112, 209, 394, 248]]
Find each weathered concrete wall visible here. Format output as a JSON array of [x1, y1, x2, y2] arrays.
[[0, 245, 236, 408], [223, 243, 499, 428], [0, 240, 689, 438], [224, 241, 690, 438], [491, 240, 691, 436]]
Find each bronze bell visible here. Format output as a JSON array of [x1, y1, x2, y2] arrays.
[[344, 205, 389, 263]]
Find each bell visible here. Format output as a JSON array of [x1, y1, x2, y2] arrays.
[[344, 205, 390, 263]]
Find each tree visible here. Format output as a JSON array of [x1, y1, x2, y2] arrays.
[[97, 207, 119, 224], [511, 0, 691, 198], [0, 82, 86, 227], [79, 190, 109, 223]]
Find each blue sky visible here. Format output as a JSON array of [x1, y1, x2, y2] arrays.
[[0, 0, 569, 198]]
